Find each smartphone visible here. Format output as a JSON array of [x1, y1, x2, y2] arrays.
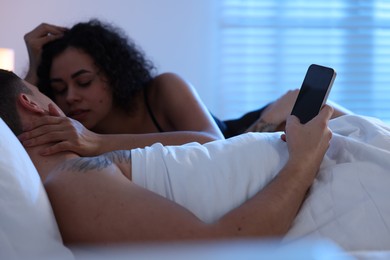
[[291, 64, 336, 124]]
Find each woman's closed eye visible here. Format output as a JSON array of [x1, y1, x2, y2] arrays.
[[51, 82, 67, 95], [77, 80, 92, 87], [76, 74, 95, 87]]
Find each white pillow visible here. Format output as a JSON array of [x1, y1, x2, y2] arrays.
[[0, 118, 74, 259]]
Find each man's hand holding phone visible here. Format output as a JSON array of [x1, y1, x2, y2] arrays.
[[291, 64, 336, 124]]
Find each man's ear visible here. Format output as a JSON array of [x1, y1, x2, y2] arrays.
[[18, 94, 45, 114]]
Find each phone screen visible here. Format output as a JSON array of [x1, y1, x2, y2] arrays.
[[291, 64, 336, 124]]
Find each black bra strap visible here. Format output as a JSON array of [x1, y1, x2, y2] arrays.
[[144, 88, 164, 132]]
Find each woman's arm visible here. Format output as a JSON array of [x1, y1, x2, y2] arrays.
[[245, 89, 352, 133], [24, 23, 67, 85], [245, 89, 300, 133], [18, 113, 218, 156]]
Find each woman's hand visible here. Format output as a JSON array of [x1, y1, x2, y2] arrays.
[[246, 89, 299, 132], [18, 105, 101, 157], [24, 23, 67, 84], [262, 89, 300, 123]]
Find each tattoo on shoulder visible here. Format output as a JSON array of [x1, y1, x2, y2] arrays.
[[58, 150, 132, 173]]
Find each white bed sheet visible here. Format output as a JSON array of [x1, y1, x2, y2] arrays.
[[132, 115, 390, 251], [284, 115, 390, 250]]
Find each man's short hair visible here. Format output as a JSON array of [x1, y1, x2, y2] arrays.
[[0, 69, 32, 135]]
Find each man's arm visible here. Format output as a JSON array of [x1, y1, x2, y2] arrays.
[[45, 152, 309, 244], [45, 159, 312, 243], [44, 106, 333, 244]]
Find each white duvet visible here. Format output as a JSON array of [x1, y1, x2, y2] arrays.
[[132, 115, 390, 251]]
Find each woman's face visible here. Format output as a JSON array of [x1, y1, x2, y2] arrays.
[[49, 47, 113, 130]]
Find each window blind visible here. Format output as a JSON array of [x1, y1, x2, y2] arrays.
[[217, 0, 390, 122]]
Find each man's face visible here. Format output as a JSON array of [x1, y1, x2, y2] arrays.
[[23, 80, 66, 117]]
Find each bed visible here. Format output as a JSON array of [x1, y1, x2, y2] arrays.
[[1, 114, 389, 259]]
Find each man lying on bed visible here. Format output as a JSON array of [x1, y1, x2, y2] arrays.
[[0, 69, 333, 244]]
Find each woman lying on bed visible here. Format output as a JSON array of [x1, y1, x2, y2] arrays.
[[0, 69, 333, 243], [20, 19, 350, 156]]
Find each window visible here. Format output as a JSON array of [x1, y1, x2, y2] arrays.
[[216, 0, 390, 122]]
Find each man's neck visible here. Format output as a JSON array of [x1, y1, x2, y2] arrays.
[[25, 144, 79, 182]]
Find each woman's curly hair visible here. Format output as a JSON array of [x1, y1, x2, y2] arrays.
[[37, 19, 156, 113]]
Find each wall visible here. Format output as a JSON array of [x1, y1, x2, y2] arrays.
[[0, 0, 219, 112]]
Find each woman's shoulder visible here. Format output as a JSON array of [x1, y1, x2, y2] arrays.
[[147, 72, 198, 114], [149, 72, 192, 96], [152, 72, 187, 85]]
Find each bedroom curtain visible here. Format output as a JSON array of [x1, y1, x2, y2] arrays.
[[216, 0, 390, 122]]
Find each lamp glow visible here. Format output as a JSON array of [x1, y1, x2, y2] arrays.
[[0, 48, 15, 71]]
